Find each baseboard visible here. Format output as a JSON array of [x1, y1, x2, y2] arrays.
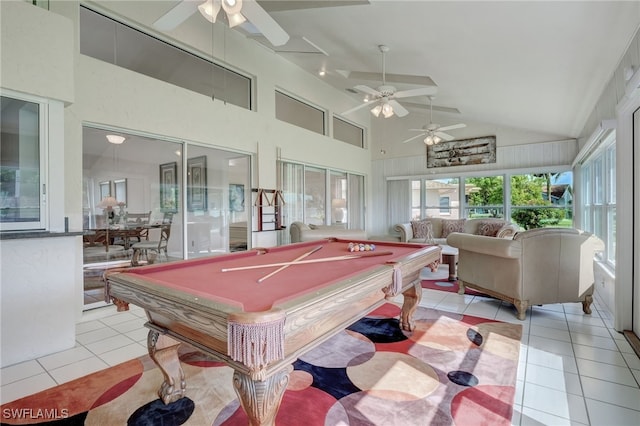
[[623, 330, 640, 358]]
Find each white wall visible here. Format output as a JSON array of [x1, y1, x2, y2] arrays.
[[0, 1, 79, 367], [0, 236, 83, 368]]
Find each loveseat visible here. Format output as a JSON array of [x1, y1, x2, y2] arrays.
[[289, 221, 367, 243], [446, 227, 604, 320], [394, 217, 519, 245]]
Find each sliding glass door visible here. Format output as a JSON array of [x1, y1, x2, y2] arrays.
[[82, 126, 250, 309]]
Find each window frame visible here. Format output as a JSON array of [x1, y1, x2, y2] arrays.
[[275, 89, 327, 136], [0, 90, 49, 231], [79, 5, 253, 110], [332, 115, 365, 148], [580, 133, 616, 266]]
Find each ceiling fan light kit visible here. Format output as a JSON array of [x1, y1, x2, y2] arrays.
[[155, 0, 289, 46], [198, 0, 245, 27], [424, 134, 441, 145], [401, 96, 466, 145], [341, 45, 436, 119]]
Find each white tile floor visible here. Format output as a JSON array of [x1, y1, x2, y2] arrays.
[[2, 275, 639, 425]]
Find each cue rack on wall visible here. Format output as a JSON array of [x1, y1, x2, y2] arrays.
[[252, 188, 285, 231]]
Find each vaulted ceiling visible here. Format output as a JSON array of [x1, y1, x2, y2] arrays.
[[92, 1, 640, 140]]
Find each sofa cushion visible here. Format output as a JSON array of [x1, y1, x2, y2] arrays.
[[441, 219, 466, 238], [410, 219, 434, 239], [477, 220, 506, 237]]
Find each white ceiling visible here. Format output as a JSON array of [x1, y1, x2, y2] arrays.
[[94, 0, 640, 140]]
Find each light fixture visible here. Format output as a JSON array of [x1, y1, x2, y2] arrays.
[[198, 0, 246, 27], [318, 69, 326, 77], [97, 196, 119, 210], [106, 134, 125, 144], [371, 104, 382, 117], [424, 134, 442, 145], [381, 102, 394, 118]]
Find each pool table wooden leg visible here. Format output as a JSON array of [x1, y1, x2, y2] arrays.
[[232, 365, 293, 426], [400, 281, 423, 332], [147, 330, 186, 404]]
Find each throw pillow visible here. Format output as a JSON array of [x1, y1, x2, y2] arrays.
[[477, 220, 506, 237], [410, 219, 433, 239], [440, 219, 466, 238]]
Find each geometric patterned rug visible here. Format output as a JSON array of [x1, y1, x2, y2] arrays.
[[0, 303, 521, 426]]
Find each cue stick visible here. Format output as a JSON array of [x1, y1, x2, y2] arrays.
[[221, 250, 394, 272], [257, 245, 323, 283]]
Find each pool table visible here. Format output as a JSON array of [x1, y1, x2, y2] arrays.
[[105, 238, 440, 425]]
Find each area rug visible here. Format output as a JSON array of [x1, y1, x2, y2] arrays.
[[0, 303, 521, 426]]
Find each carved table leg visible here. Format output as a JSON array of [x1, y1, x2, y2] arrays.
[[582, 294, 593, 314], [131, 248, 142, 266], [232, 365, 293, 426], [147, 330, 186, 404], [400, 281, 423, 331]]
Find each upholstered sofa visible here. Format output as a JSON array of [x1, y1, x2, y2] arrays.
[[394, 217, 519, 245], [289, 221, 367, 243], [446, 227, 604, 320]]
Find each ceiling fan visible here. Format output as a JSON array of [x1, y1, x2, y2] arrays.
[[342, 45, 437, 118], [153, 0, 289, 47], [402, 96, 466, 144]]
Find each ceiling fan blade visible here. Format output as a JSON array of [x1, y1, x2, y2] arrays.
[[341, 99, 377, 116], [402, 133, 425, 144], [242, 0, 290, 46], [260, 1, 370, 12], [434, 131, 455, 141], [345, 71, 437, 87], [389, 100, 408, 117], [393, 86, 438, 99], [408, 128, 427, 132], [353, 85, 381, 97], [153, 0, 200, 31], [438, 123, 467, 132]]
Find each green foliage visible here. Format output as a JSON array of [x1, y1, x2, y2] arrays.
[[510, 175, 546, 205], [466, 176, 504, 206], [511, 206, 566, 230]]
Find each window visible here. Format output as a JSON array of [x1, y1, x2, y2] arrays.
[[304, 167, 326, 224], [0, 95, 46, 231], [510, 172, 573, 230], [275, 91, 325, 135], [333, 116, 364, 148], [464, 175, 504, 218], [426, 178, 459, 218], [79, 6, 251, 109], [581, 135, 616, 265], [393, 172, 574, 228], [279, 161, 364, 236], [439, 196, 450, 214], [330, 171, 347, 224]]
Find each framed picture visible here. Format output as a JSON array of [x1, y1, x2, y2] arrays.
[[159, 162, 178, 212], [426, 135, 497, 168], [229, 183, 245, 212], [187, 156, 208, 211]]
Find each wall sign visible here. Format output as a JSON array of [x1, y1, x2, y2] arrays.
[[427, 135, 496, 168]]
